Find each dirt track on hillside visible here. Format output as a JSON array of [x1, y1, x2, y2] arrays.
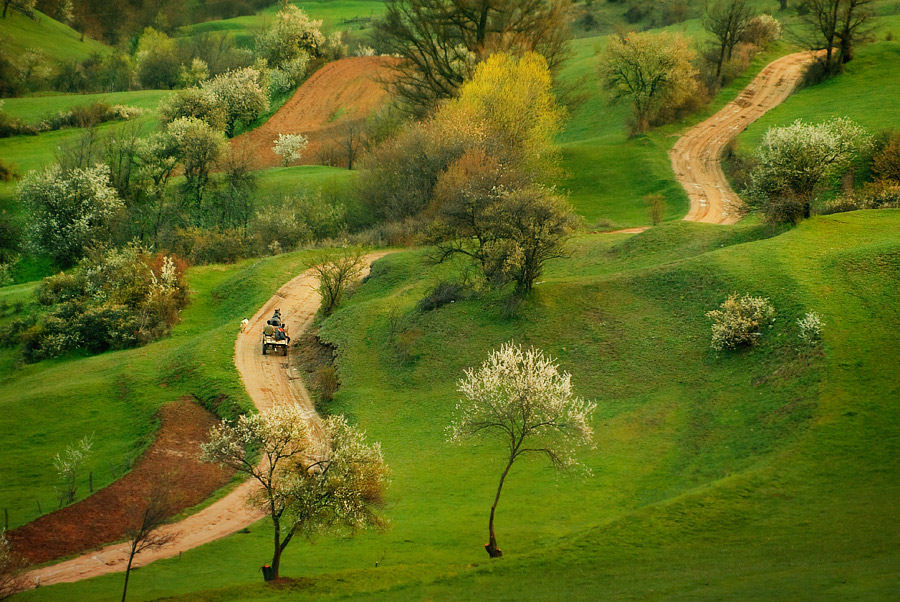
[[21, 253, 388, 590], [8, 399, 233, 566], [671, 51, 821, 224], [232, 56, 398, 168]]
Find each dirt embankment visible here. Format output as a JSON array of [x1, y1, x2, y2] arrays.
[[8, 398, 233, 566], [671, 51, 821, 224], [20, 253, 390, 590], [232, 56, 399, 169]]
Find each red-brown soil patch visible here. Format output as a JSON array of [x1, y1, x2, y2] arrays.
[[232, 56, 399, 169], [8, 398, 234, 566]]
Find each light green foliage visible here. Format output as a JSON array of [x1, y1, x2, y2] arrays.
[[178, 58, 210, 88], [164, 117, 228, 207], [601, 31, 701, 133], [706, 292, 776, 351], [202, 67, 269, 136], [17, 163, 123, 265], [135, 27, 180, 89], [157, 87, 226, 131]]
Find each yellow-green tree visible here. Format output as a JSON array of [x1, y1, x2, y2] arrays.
[[601, 31, 700, 134]]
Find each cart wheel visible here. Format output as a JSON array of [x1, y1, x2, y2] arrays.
[[283, 345, 288, 356], [262, 343, 267, 355]]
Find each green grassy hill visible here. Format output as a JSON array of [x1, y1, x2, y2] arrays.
[[14, 210, 898, 601], [2, 5, 899, 601], [0, 9, 107, 64], [180, 0, 387, 46]]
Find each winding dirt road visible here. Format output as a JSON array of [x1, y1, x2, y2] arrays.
[[22, 254, 387, 590], [671, 51, 820, 224]]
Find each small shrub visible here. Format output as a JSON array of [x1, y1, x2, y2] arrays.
[[273, 133, 309, 166], [418, 281, 468, 311], [820, 181, 900, 214], [314, 365, 340, 402], [871, 132, 900, 183], [741, 14, 782, 47], [797, 311, 824, 345], [706, 293, 776, 351], [0, 160, 17, 182]]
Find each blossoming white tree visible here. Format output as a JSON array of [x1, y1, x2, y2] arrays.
[[18, 163, 123, 266], [273, 133, 309, 166], [747, 117, 872, 223], [448, 342, 595, 558], [202, 406, 388, 580]]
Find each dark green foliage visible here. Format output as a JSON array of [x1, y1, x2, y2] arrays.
[[417, 280, 469, 312]]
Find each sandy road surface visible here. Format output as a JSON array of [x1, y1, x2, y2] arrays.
[[22, 253, 388, 589], [671, 51, 820, 224]]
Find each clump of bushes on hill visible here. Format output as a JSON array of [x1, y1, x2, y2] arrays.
[[707, 293, 775, 351], [362, 52, 577, 298], [0, 101, 141, 139], [2, 246, 188, 362]]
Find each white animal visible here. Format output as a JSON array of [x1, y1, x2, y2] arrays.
[[240, 318, 249, 332]]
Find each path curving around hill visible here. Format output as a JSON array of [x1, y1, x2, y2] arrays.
[[671, 51, 821, 224], [21, 253, 388, 590]]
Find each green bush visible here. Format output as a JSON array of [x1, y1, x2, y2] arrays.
[[418, 281, 469, 312], [164, 227, 253, 265], [17, 246, 188, 361]]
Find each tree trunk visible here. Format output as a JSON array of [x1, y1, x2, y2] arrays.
[[268, 516, 281, 580], [122, 549, 136, 602], [715, 43, 726, 79], [486, 456, 515, 558]]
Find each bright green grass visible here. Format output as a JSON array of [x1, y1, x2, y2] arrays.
[[16, 211, 898, 600], [180, 1, 387, 46], [1, 90, 169, 124], [737, 40, 900, 152], [0, 10, 107, 65], [254, 165, 356, 197], [0, 249, 337, 530], [0, 114, 160, 213]]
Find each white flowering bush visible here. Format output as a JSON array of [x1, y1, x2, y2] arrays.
[[448, 342, 595, 557], [747, 118, 872, 223], [355, 45, 376, 57], [797, 311, 824, 345], [54, 435, 93, 507], [0, 527, 24, 599], [18, 163, 123, 265], [202, 67, 269, 135], [256, 4, 324, 67], [707, 293, 776, 351], [273, 132, 309, 166]]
